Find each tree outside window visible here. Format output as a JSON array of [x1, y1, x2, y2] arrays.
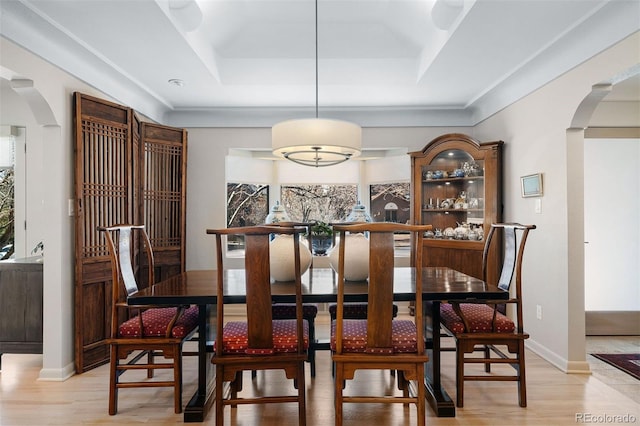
[[0, 133, 15, 260], [0, 168, 14, 259], [226, 183, 269, 252], [280, 184, 357, 223]]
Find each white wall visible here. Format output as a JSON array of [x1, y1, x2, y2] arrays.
[[473, 32, 640, 372], [584, 138, 640, 311]]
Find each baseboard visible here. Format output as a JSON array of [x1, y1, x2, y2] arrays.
[[585, 311, 640, 335], [38, 361, 76, 381], [526, 338, 591, 374]]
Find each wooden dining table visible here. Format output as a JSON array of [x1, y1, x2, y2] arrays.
[[127, 266, 508, 422]]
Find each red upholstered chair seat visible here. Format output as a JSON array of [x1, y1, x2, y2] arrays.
[[330, 319, 418, 354], [272, 303, 318, 319], [218, 319, 309, 355], [329, 302, 398, 319], [440, 303, 515, 334], [118, 306, 199, 338]]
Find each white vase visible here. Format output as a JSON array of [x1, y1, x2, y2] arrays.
[[345, 201, 372, 223], [328, 233, 369, 281], [265, 201, 290, 224], [269, 234, 312, 281]]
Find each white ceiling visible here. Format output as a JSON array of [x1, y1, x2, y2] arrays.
[[1, 0, 638, 127]]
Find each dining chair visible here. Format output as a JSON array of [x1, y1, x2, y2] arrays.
[[439, 222, 536, 407], [207, 225, 309, 426], [331, 222, 432, 426], [269, 222, 318, 377], [99, 224, 199, 415]]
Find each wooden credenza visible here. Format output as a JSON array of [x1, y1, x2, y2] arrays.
[[0, 256, 43, 368]]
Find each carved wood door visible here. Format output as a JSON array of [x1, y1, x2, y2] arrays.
[[139, 122, 187, 284], [73, 93, 134, 372], [73, 93, 187, 373]]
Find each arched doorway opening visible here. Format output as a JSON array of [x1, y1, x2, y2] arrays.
[[1, 70, 73, 381], [566, 67, 640, 371]]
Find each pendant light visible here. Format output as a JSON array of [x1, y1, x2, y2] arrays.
[[272, 0, 361, 167]]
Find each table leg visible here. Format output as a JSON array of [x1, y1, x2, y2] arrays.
[[424, 301, 455, 417], [184, 304, 215, 422]]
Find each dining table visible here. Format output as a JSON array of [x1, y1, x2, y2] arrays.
[[127, 266, 508, 422]]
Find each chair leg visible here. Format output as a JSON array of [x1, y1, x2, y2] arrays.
[[334, 363, 344, 426], [398, 371, 409, 406], [108, 345, 118, 415], [456, 342, 465, 408], [416, 362, 426, 426], [215, 365, 224, 426], [147, 349, 155, 378], [231, 371, 242, 406], [518, 341, 527, 407], [308, 317, 316, 377], [173, 346, 183, 414], [297, 362, 307, 426], [484, 345, 491, 373]]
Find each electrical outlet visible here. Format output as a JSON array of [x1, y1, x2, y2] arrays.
[[536, 304, 542, 320]]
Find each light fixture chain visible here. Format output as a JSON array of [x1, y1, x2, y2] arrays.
[[315, 0, 318, 119]]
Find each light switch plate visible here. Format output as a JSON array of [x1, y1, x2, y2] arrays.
[[534, 198, 542, 214]]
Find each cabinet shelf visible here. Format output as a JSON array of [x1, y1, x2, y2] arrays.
[[422, 208, 484, 213], [422, 176, 484, 184], [410, 133, 503, 283]]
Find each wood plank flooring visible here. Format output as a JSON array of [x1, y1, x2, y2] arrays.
[[1, 329, 638, 425]]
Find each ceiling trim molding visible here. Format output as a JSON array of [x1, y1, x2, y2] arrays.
[[0, 1, 169, 123], [2, 0, 638, 129], [163, 106, 475, 128], [470, 0, 640, 125]]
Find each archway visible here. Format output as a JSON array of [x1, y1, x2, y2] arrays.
[[0, 69, 73, 381], [566, 66, 640, 370]]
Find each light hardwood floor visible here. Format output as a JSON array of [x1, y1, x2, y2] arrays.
[[1, 329, 638, 425]]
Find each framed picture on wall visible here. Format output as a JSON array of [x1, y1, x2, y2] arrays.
[[520, 173, 543, 198]]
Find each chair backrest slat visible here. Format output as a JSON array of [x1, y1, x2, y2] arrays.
[[367, 230, 395, 348], [498, 226, 517, 292], [244, 233, 274, 349]]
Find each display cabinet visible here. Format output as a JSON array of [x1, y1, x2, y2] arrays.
[[410, 133, 503, 283]]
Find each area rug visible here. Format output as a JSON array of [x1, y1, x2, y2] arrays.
[[590, 353, 640, 380]]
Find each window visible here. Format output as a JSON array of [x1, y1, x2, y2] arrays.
[[370, 183, 410, 223], [370, 182, 411, 252], [226, 183, 269, 252], [0, 133, 15, 259], [280, 184, 357, 223]]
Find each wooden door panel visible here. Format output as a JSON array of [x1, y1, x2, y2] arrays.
[[74, 93, 133, 373], [140, 123, 187, 282], [74, 94, 187, 373]]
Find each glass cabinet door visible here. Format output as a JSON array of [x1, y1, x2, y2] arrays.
[[420, 149, 485, 240]]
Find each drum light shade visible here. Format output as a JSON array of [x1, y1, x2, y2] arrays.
[[272, 118, 361, 167]]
